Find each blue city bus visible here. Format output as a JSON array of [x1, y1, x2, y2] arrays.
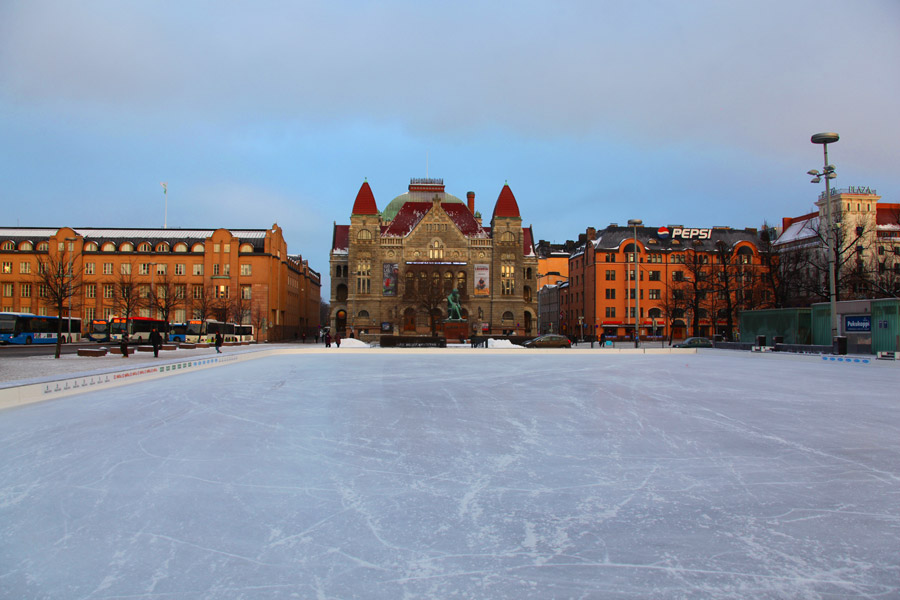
[[0, 312, 83, 344], [87, 319, 110, 342], [168, 322, 188, 343]]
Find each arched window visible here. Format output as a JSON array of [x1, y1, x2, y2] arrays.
[[1, 241, 13, 250], [737, 246, 754, 264], [456, 270, 466, 293], [19, 241, 34, 251], [191, 243, 204, 252], [174, 242, 188, 253], [358, 310, 369, 319], [155, 242, 169, 253], [444, 271, 453, 292], [502, 311, 514, 323], [357, 229, 373, 240], [525, 267, 533, 279], [336, 283, 348, 302], [501, 231, 515, 243], [138, 242, 152, 252], [648, 308, 662, 319], [101, 242, 116, 252], [240, 243, 254, 253], [523, 285, 532, 302], [120, 242, 134, 252], [429, 239, 444, 260], [83, 241, 98, 252], [37, 241, 49, 251]]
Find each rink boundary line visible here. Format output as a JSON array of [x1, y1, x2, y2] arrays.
[[0, 348, 272, 411]]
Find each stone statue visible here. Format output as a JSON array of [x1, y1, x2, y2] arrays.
[[446, 288, 463, 321]]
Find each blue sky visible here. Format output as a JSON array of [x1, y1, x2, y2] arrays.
[[2, 1, 898, 293]]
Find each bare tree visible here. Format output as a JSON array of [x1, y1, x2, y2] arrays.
[[406, 267, 448, 335], [112, 263, 141, 322], [758, 222, 791, 308], [33, 249, 81, 358], [251, 299, 267, 341], [148, 270, 181, 327], [787, 213, 879, 303]]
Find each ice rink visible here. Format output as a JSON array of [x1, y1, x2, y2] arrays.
[[2, 351, 898, 599]]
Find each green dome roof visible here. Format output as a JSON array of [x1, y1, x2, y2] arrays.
[[381, 191, 464, 221]]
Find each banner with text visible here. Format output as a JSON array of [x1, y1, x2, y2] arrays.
[[474, 264, 490, 296]]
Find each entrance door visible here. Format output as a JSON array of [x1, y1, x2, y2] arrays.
[[403, 308, 416, 332]]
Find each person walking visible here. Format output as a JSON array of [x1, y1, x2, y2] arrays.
[[120, 333, 129, 358], [215, 331, 223, 353], [334, 332, 341, 348], [325, 332, 332, 348], [150, 327, 162, 358]]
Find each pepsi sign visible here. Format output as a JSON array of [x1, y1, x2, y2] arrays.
[[671, 227, 712, 240]]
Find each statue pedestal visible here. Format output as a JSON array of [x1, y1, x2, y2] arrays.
[[443, 320, 468, 343]]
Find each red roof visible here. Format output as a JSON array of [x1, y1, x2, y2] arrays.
[[351, 181, 378, 215], [492, 183, 521, 219], [332, 225, 349, 252], [523, 226, 535, 257], [876, 203, 900, 226], [383, 202, 488, 238]]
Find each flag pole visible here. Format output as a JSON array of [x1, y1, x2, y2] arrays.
[[160, 182, 168, 228]]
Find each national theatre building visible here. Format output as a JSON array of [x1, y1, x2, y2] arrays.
[[329, 178, 539, 340]]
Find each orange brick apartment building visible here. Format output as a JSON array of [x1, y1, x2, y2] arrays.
[[542, 224, 769, 341], [0, 225, 321, 342]]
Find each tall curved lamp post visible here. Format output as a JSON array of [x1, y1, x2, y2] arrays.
[[808, 132, 839, 340], [628, 219, 642, 348]]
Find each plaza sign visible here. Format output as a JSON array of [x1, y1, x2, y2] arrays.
[[844, 315, 871, 333]]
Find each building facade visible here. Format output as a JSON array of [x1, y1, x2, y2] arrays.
[[330, 178, 539, 340], [776, 187, 900, 303], [0, 225, 321, 342], [557, 223, 769, 341]]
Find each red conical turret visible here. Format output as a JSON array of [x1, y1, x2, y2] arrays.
[[492, 182, 521, 219], [351, 180, 378, 216]]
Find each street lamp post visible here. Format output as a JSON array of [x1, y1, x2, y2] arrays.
[[65, 237, 77, 342], [809, 132, 839, 341], [627, 219, 642, 348]]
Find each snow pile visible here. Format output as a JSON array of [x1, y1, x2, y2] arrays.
[[487, 338, 524, 349], [335, 338, 370, 348]]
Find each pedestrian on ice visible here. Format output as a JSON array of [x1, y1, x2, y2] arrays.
[[215, 331, 223, 353], [325, 332, 332, 348], [335, 332, 341, 348], [150, 327, 162, 358]]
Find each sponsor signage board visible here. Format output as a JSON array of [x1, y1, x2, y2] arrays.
[[656, 226, 713, 240]]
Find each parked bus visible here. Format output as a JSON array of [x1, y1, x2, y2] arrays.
[[0, 312, 82, 344], [205, 319, 240, 343], [236, 324, 254, 342], [168, 322, 188, 343], [182, 319, 206, 343], [87, 319, 110, 342], [109, 316, 167, 343]]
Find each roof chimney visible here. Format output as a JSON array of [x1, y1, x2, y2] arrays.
[[467, 191, 475, 214]]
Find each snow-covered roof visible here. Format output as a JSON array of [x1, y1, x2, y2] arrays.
[[774, 217, 819, 247], [0, 227, 267, 240]]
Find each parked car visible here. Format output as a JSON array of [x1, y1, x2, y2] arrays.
[[673, 337, 713, 348], [522, 334, 572, 348]]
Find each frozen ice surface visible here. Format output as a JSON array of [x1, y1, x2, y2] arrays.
[[1, 352, 899, 599]]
